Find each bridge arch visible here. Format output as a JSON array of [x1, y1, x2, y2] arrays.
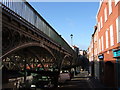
[[2, 42, 56, 59], [60, 55, 72, 70], [2, 42, 57, 70]]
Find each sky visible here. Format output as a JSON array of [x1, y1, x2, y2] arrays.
[[29, 2, 99, 50]]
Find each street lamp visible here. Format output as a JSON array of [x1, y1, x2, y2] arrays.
[[70, 34, 73, 46]]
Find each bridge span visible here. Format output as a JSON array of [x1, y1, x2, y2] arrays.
[[1, 1, 78, 89]]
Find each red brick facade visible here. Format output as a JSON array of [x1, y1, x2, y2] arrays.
[[88, 0, 120, 87], [97, 0, 120, 87], [98, 0, 119, 62]]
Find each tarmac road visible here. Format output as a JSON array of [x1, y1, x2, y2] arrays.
[[35, 71, 117, 90], [56, 71, 93, 90], [58, 77, 92, 89]]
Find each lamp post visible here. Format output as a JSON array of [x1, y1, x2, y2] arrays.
[[70, 34, 73, 46]]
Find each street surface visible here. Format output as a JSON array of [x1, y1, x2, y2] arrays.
[[31, 71, 117, 90], [57, 71, 93, 89]]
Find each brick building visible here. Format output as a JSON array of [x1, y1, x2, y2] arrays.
[[88, 26, 99, 77], [88, 40, 93, 62], [97, 0, 120, 87], [88, 0, 120, 88]]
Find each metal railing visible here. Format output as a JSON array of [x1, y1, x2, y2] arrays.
[[2, 0, 74, 54]]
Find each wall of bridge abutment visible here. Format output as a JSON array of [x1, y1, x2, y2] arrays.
[[0, 2, 2, 90]]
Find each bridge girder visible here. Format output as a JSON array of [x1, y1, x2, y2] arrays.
[[2, 7, 74, 72], [1, 3, 77, 89]]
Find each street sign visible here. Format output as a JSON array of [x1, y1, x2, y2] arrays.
[[113, 49, 120, 58], [98, 54, 104, 59]]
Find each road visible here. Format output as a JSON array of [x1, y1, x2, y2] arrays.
[[57, 71, 93, 89], [58, 77, 92, 88], [34, 71, 117, 90]]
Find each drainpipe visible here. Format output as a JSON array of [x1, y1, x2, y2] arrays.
[[92, 34, 94, 77]]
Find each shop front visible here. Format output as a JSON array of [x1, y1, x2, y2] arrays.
[[113, 49, 120, 88], [98, 54, 104, 82]]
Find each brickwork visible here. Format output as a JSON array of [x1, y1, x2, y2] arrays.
[[97, 0, 120, 87], [88, 0, 120, 88]]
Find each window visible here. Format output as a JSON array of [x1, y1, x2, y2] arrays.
[[107, 51, 110, 54], [100, 0, 103, 6], [99, 39, 101, 52], [95, 49, 97, 55], [116, 16, 120, 43], [98, 22, 100, 32], [104, 7, 107, 22], [100, 16, 103, 28], [101, 36, 104, 51], [110, 25, 114, 46], [109, 0, 112, 15], [106, 30, 108, 48], [94, 35, 97, 43], [115, 0, 119, 5]]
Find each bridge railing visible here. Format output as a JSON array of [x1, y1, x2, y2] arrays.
[[2, 0, 75, 54]]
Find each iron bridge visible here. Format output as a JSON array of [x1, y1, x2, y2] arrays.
[[1, 0, 78, 89]]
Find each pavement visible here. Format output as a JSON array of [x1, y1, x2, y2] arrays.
[[55, 71, 118, 90], [8, 71, 118, 90], [56, 71, 93, 89], [88, 77, 105, 88]]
